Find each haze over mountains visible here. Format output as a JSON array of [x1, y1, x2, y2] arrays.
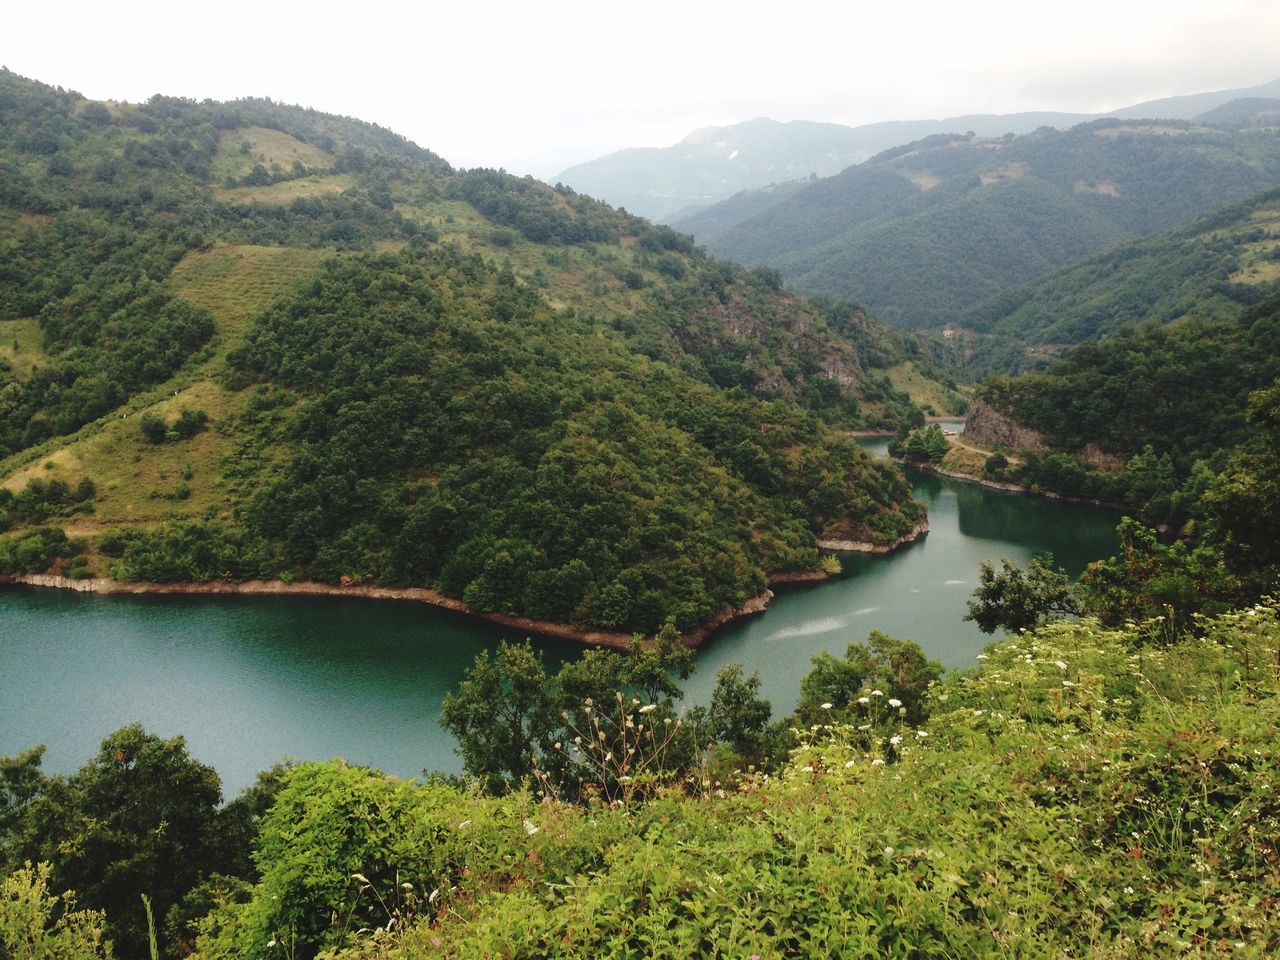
[[557, 78, 1280, 223], [676, 115, 1280, 334]]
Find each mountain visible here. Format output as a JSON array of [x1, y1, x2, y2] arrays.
[[555, 79, 1280, 222], [963, 187, 1280, 372], [1195, 96, 1280, 125], [677, 119, 1280, 330], [553, 118, 886, 224], [0, 70, 943, 637]]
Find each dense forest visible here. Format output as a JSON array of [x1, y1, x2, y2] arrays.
[[0, 69, 944, 634], [895, 291, 1280, 544], [964, 187, 1280, 373], [676, 118, 1280, 331]]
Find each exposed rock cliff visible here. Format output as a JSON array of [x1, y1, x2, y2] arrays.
[[962, 398, 1047, 452]]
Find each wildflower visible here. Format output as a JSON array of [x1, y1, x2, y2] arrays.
[[268, 940, 277, 948], [820, 702, 833, 710], [858, 723, 871, 731], [976, 653, 989, 660], [857, 696, 870, 705], [1062, 680, 1075, 687], [889, 735, 903, 745], [846, 759, 857, 768], [884, 846, 894, 856], [1054, 660, 1068, 671], [523, 819, 539, 836], [916, 730, 928, 738], [888, 698, 902, 708], [871, 689, 884, 697], [801, 765, 814, 773], [639, 703, 657, 713], [871, 758, 885, 766]]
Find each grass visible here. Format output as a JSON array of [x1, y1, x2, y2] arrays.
[[212, 126, 334, 183], [168, 243, 327, 337], [885, 361, 969, 416], [3, 380, 247, 530], [1, 244, 327, 549], [215, 173, 356, 205], [0, 318, 46, 378]]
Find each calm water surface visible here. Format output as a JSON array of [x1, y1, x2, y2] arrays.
[[1, 429, 1119, 793]]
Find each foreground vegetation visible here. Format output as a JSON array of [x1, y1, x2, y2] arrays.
[[5, 593, 1278, 958]]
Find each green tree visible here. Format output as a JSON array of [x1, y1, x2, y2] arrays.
[[440, 640, 557, 794], [795, 630, 941, 726], [5, 725, 222, 959], [966, 554, 1080, 634], [139, 413, 168, 444], [707, 665, 772, 761], [0, 746, 47, 845]]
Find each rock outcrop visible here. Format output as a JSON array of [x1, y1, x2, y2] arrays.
[[962, 398, 1047, 452]]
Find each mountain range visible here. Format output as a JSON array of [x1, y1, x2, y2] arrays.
[[557, 78, 1280, 222]]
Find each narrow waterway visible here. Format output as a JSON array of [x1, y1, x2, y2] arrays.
[[0, 432, 1120, 793]]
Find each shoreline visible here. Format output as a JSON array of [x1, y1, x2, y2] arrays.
[[3, 523, 928, 652], [907, 461, 1127, 511]]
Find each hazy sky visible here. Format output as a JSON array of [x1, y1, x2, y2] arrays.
[[5, 0, 1279, 178]]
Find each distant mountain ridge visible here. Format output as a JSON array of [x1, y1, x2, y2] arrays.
[[556, 79, 1280, 221], [672, 117, 1280, 332]]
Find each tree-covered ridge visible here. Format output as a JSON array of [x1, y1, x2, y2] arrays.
[[965, 187, 1280, 373], [211, 245, 919, 633], [0, 69, 937, 632], [680, 119, 1280, 331], [960, 292, 1280, 532]]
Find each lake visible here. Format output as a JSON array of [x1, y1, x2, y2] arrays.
[[0, 431, 1120, 794]]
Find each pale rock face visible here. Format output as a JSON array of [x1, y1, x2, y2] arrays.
[[962, 398, 1047, 452]]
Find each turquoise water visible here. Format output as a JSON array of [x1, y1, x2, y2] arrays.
[[0, 435, 1119, 794]]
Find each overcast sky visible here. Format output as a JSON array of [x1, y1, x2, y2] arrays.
[[5, 0, 1279, 178]]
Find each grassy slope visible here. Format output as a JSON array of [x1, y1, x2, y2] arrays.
[[1, 245, 326, 540]]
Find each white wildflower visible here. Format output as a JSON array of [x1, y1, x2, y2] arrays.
[[871, 689, 884, 697], [888, 698, 902, 708], [916, 730, 928, 738], [857, 696, 871, 705], [639, 703, 657, 713], [1054, 660, 1068, 671], [820, 702, 833, 710], [871, 758, 886, 766], [523, 819, 539, 836], [889, 735, 903, 745]]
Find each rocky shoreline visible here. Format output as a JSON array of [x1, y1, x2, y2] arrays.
[[4, 523, 929, 652], [818, 518, 930, 553]]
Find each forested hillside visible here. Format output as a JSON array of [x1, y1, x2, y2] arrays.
[[948, 291, 1280, 535], [678, 120, 1280, 330], [0, 70, 942, 635], [964, 187, 1280, 372]]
